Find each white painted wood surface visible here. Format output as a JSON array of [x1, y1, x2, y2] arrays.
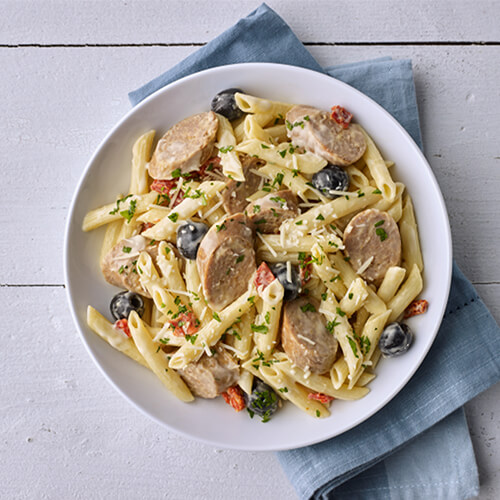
[[1, 1, 499, 498]]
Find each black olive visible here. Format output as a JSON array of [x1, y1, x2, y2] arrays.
[[312, 164, 350, 199], [211, 88, 245, 121], [378, 322, 414, 357], [244, 379, 279, 421], [269, 262, 301, 301], [176, 221, 209, 260], [110, 291, 145, 321]]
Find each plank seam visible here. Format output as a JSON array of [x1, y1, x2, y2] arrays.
[[1, 41, 499, 48]]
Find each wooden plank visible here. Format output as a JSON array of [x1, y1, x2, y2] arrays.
[[1, 0, 499, 45], [1, 45, 499, 285], [1, 285, 499, 498], [0, 286, 298, 500]]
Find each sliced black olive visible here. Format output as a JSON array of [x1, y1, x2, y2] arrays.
[[110, 291, 145, 321], [176, 221, 209, 260], [244, 379, 279, 422], [269, 262, 301, 302], [211, 88, 245, 121], [378, 322, 413, 357], [312, 164, 350, 199]]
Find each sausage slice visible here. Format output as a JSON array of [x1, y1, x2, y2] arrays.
[[286, 105, 366, 166], [246, 189, 299, 233], [101, 234, 158, 297], [221, 154, 264, 214], [196, 213, 256, 311], [148, 111, 219, 179], [343, 208, 401, 285], [179, 346, 239, 398], [281, 297, 338, 374]]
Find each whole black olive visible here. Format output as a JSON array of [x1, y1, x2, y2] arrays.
[[211, 88, 245, 121], [110, 291, 145, 321]]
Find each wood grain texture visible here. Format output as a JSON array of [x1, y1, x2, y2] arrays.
[[2, 1, 500, 499], [1, 0, 499, 44], [1, 45, 499, 291], [0, 287, 297, 500]]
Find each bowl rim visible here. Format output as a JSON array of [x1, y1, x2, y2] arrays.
[[64, 61, 453, 451]]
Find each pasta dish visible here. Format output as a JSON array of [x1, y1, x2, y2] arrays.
[[82, 90, 426, 420]]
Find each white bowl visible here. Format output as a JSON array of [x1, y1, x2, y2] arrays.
[[64, 63, 452, 451]]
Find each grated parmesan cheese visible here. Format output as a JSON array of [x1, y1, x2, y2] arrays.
[[257, 233, 277, 258], [297, 334, 316, 346], [286, 261, 292, 283], [357, 256, 374, 275]]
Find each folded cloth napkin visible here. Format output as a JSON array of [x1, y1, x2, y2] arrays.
[[129, 4, 500, 499]]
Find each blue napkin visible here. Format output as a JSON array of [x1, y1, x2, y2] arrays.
[[129, 4, 500, 499]]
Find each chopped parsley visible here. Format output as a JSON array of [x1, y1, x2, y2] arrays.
[[219, 145, 234, 153], [122, 246, 132, 253], [251, 324, 269, 334], [295, 220, 303, 226], [254, 218, 267, 225], [264, 311, 270, 324], [357, 190, 365, 198], [185, 334, 198, 345], [168, 212, 179, 223], [326, 319, 340, 334], [261, 143, 270, 149], [376, 227, 388, 241], [285, 119, 305, 130], [316, 410, 321, 418], [316, 213, 325, 221], [109, 194, 132, 216], [253, 205, 261, 213], [236, 255, 245, 263], [301, 303, 316, 313], [158, 338, 170, 345], [321, 292, 328, 301], [213, 312, 221, 322], [346, 335, 359, 358], [278, 149, 287, 158], [374, 220, 385, 227], [348, 293, 354, 300], [279, 387, 288, 393], [372, 188, 382, 194], [215, 223, 226, 232], [272, 172, 284, 187], [119, 199, 137, 223], [336, 307, 346, 317]]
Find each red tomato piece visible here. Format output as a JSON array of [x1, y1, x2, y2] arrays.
[[331, 105, 353, 129], [404, 299, 429, 319], [254, 262, 276, 290], [222, 386, 246, 412], [197, 156, 221, 178], [150, 179, 178, 194], [150, 179, 184, 207], [140, 222, 155, 232], [114, 319, 131, 337], [169, 312, 199, 337], [307, 392, 335, 404], [299, 256, 313, 286]]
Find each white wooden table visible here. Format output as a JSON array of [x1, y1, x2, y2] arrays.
[[2, 1, 499, 498]]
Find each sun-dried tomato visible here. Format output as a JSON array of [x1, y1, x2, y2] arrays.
[[254, 262, 276, 290], [114, 318, 131, 337], [331, 105, 353, 129], [299, 256, 313, 286], [197, 156, 221, 178], [151, 179, 178, 194], [169, 312, 199, 337], [222, 385, 246, 412], [307, 392, 335, 404], [150, 179, 185, 207], [140, 222, 155, 232], [404, 299, 429, 319]]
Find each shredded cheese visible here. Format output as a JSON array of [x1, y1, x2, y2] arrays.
[[357, 256, 374, 275], [297, 334, 316, 346], [257, 232, 278, 258]]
